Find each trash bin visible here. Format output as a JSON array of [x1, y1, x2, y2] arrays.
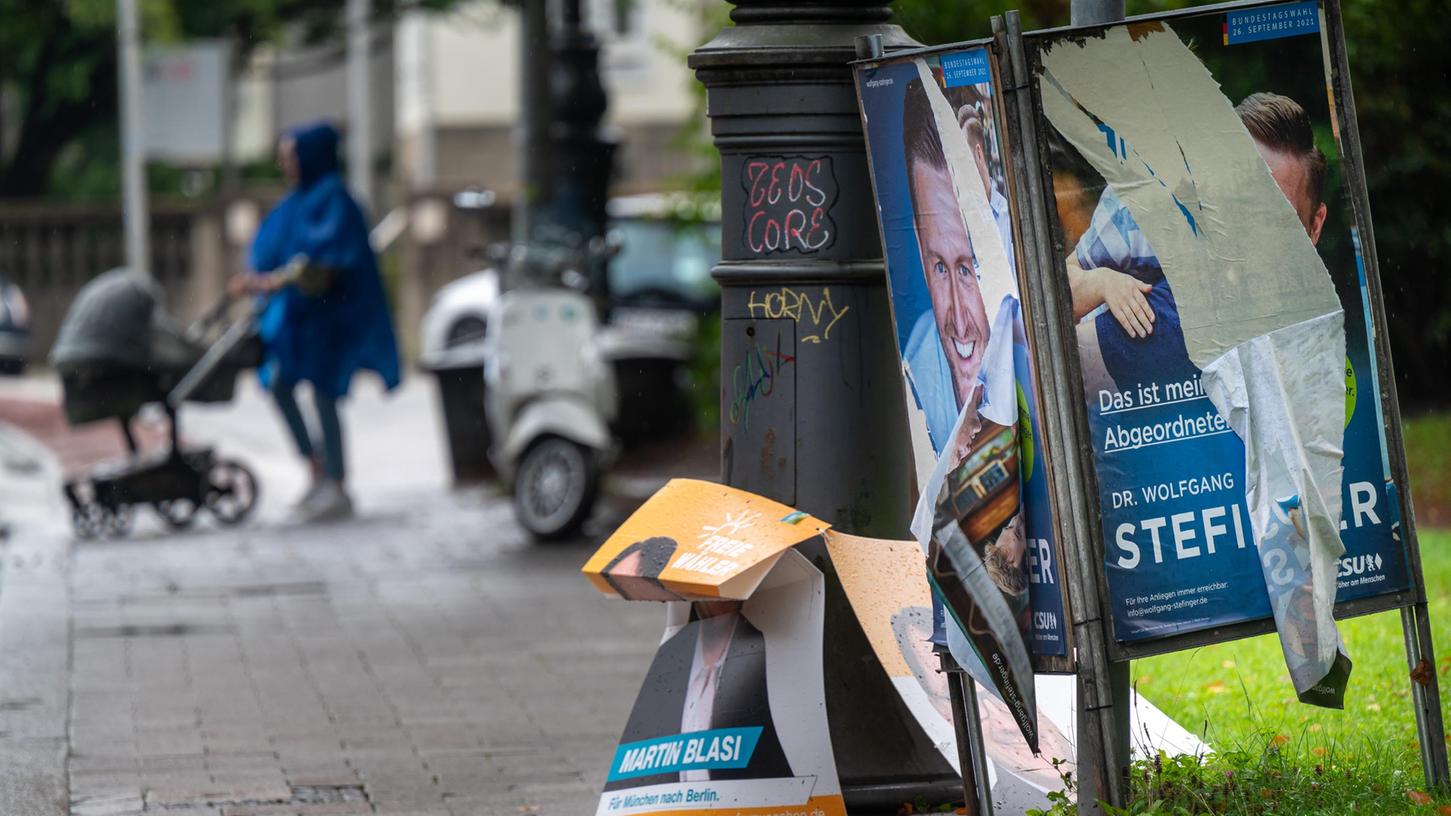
[[424, 349, 494, 485]]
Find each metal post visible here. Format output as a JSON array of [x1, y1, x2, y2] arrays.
[[346, 0, 374, 208], [1401, 605, 1450, 790], [691, 3, 966, 811], [998, 9, 1127, 813], [514, 0, 552, 245], [1070, 0, 1125, 27], [1064, 3, 1133, 809], [1320, 0, 1449, 792], [942, 653, 994, 816], [116, 0, 150, 278], [547, 0, 615, 246]]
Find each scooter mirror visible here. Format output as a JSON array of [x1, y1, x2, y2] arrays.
[[453, 188, 497, 210], [590, 232, 624, 261], [561, 269, 590, 291]]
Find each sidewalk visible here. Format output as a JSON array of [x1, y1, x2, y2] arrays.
[[0, 373, 671, 816]]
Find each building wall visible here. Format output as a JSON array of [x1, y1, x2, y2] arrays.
[[396, 0, 707, 193]]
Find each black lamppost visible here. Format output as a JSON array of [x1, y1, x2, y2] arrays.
[[513, 0, 615, 252], [691, 4, 964, 810], [548, 0, 615, 247]]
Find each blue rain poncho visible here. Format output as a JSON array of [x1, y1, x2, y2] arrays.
[[248, 122, 401, 398]]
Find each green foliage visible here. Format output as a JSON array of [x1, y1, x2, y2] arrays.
[[1025, 727, 1451, 814], [0, 0, 468, 201], [1404, 411, 1451, 526], [892, 0, 1066, 45]]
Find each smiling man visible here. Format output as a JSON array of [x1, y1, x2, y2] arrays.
[[900, 77, 992, 453]]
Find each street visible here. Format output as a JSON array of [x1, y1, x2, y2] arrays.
[[0, 373, 676, 816]]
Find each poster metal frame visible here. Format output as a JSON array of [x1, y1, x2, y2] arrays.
[[1002, 0, 1448, 798], [848, 0, 1447, 803], [846, 0, 1429, 668], [1013, 0, 1431, 665]]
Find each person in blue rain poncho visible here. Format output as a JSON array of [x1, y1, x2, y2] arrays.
[[231, 122, 400, 521]]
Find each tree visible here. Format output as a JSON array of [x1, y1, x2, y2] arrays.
[[0, 0, 464, 199], [893, 0, 1066, 43]]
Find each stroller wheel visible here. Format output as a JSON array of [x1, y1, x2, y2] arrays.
[[153, 499, 200, 530], [71, 503, 104, 540], [100, 505, 134, 538], [205, 459, 258, 526]]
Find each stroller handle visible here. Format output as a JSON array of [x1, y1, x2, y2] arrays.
[[187, 256, 311, 340], [168, 257, 309, 408], [187, 290, 240, 340]]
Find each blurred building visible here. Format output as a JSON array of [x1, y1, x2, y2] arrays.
[[5, 2, 710, 365], [226, 0, 707, 201], [395, 0, 707, 197]]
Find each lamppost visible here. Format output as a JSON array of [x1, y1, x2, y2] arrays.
[[691, 3, 964, 810], [546, 0, 615, 248], [513, 0, 614, 261]]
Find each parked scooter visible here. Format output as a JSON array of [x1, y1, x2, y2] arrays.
[[484, 236, 621, 540]]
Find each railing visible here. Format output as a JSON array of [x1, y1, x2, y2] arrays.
[[0, 202, 207, 362], [0, 191, 515, 366]]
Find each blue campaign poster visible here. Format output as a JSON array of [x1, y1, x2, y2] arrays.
[[1036, 4, 1411, 644], [856, 47, 1069, 662]]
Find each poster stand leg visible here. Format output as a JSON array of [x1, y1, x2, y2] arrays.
[[995, 11, 1128, 813], [941, 652, 993, 816], [1075, 661, 1132, 810], [1321, 0, 1450, 793], [1402, 603, 1451, 791]]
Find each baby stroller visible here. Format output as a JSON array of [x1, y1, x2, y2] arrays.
[[51, 268, 262, 538]]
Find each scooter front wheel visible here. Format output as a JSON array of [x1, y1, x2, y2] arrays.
[[513, 436, 599, 542]]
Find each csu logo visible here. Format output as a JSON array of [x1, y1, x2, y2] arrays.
[[1337, 553, 1383, 578]]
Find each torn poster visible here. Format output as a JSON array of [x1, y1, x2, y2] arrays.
[[597, 550, 846, 816], [855, 47, 1060, 750], [582, 479, 829, 602], [825, 530, 1208, 811], [1037, 15, 1359, 705]]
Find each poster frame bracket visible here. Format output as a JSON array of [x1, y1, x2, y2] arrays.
[[1322, 0, 1449, 791], [997, 11, 1128, 812]]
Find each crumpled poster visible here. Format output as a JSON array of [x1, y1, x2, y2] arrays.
[[905, 59, 1041, 751], [1040, 22, 1351, 705]]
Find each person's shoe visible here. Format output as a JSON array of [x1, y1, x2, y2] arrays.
[[292, 478, 326, 513], [300, 480, 353, 523]]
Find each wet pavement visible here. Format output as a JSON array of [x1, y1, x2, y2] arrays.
[[0, 373, 690, 815]]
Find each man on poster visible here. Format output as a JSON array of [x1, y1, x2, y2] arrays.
[[1069, 92, 1330, 358], [603, 601, 792, 790], [1041, 19, 1353, 707], [897, 71, 1039, 751], [1066, 90, 1347, 704]]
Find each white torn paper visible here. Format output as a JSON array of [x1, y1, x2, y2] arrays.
[[918, 59, 1017, 323], [1040, 23, 1351, 704], [1039, 23, 1341, 369], [1201, 311, 1350, 699]]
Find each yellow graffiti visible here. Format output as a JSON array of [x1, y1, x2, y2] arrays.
[[746, 287, 850, 344]]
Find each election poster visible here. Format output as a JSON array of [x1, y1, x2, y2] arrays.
[[596, 549, 844, 816], [823, 530, 1070, 807], [855, 43, 1066, 751], [824, 530, 1206, 811], [1031, 0, 1409, 706], [582, 479, 830, 602]]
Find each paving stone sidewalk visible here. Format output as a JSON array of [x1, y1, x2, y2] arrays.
[[0, 377, 672, 816], [21, 487, 663, 816]]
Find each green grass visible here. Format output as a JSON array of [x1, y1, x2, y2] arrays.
[[1117, 529, 1451, 814], [1405, 412, 1451, 527]]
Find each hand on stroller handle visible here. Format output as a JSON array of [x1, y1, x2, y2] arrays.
[[227, 254, 311, 300]]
